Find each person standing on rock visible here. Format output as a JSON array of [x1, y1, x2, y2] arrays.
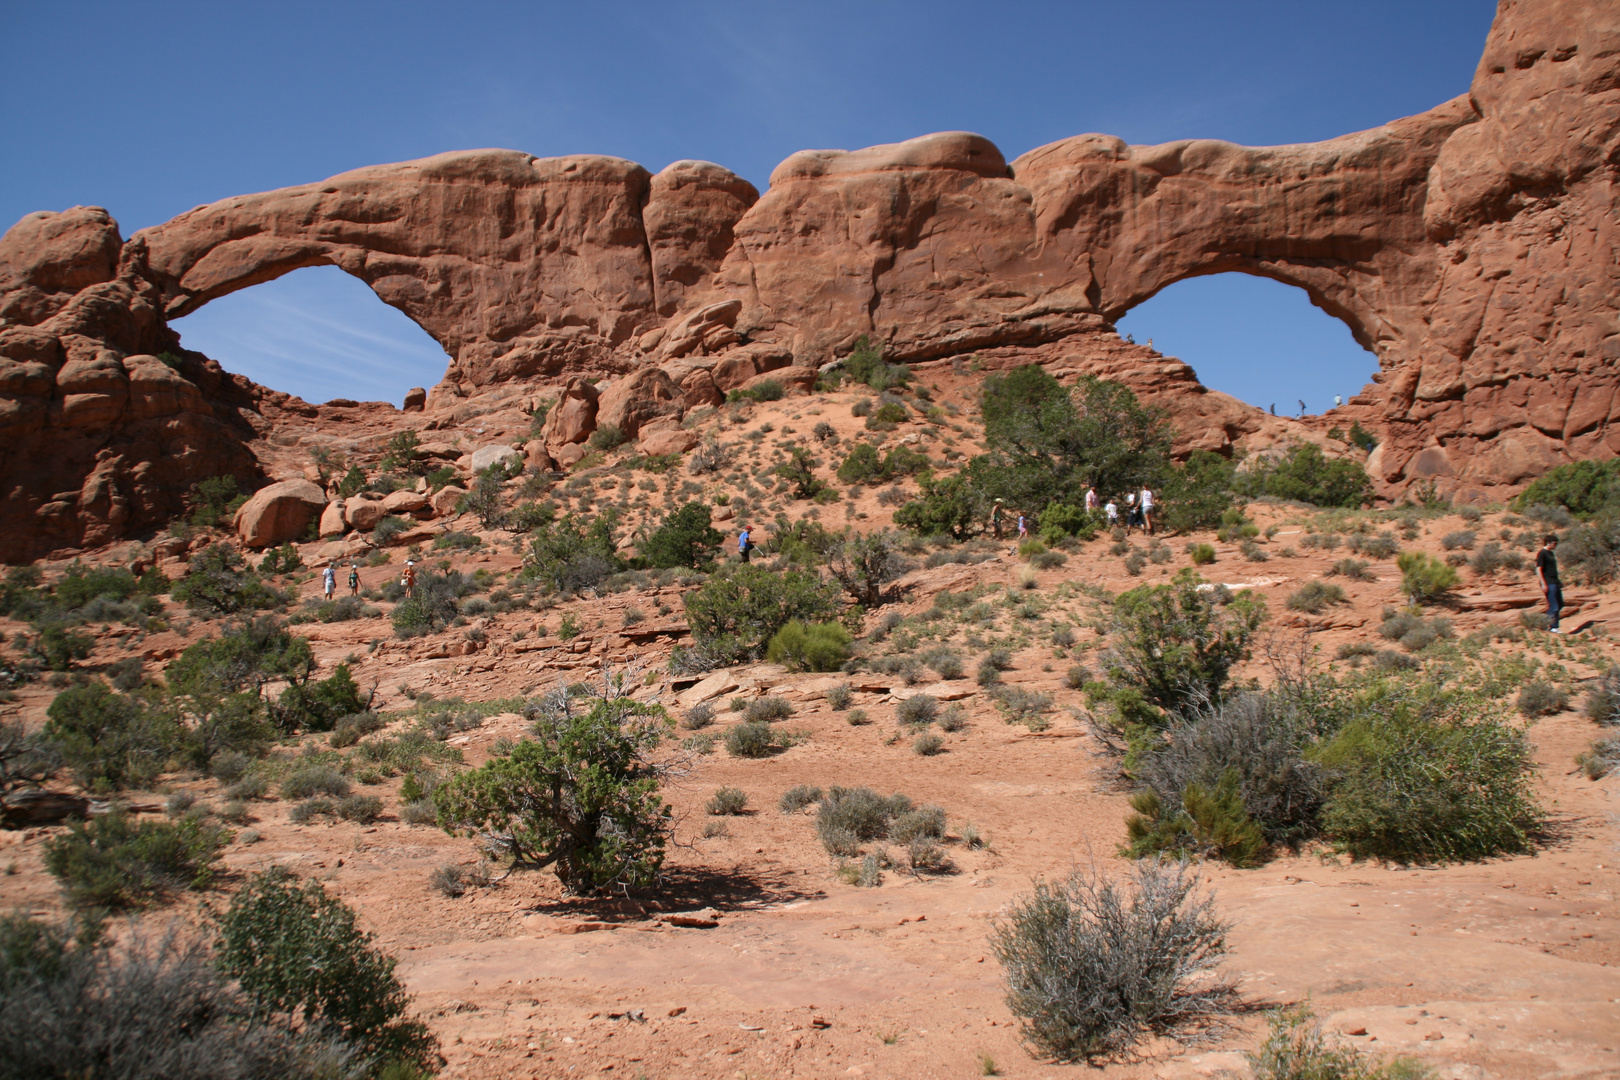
[[1536, 535, 1563, 633], [322, 563, 337, 602], [348, 563, 360, 597], [403, 560, 418, 599], [738, 526, 753, 563]]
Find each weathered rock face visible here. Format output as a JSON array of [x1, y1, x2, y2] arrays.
[[0, 0, 1615, 559]]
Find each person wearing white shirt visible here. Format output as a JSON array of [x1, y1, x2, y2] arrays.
[[1139, 487, 1155, 536]]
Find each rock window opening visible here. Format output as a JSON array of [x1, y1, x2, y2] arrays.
[[1115, 273, 1378, 419], [169, 265, 451, 409]]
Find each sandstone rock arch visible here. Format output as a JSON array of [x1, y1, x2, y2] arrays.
[[1, 0, 1616, 560]]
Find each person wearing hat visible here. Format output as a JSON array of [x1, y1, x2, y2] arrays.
[[402, 560, 418, 598], [347, 563, 360, 597]]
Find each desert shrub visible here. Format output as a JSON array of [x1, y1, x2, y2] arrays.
[[1186, 543, 1216, 565], [897, 694, 940, 727], [42, 808, 229, 911], [1125, 771, 1266, 867], [1577, 736, 1620, 779], [335, 794, 383, 824], [186, 474, 251, 527], [745, 695, 795, 722], [766, 620, 853, 672], [1030, 549, 1068, 570], [895, 474, 979, 539], [276, 663, 366, 733], [1516, 679, 1569, 718], [172, 544, 283, 616], [401, 799, 437, 825], [1286, 581, 1346, 614], [1513, 458, 1620, 518], [976, 659, 1003, 687], [1065, 664, 1091, 689], [1248, 1001, 1431, 1080], [724, 720, 777, 758], [1377, 609, 1452, 652], [846, 708, 870, 725], [919, 646, 964, 680], [1584, 667, 1620, 726], [1129, 692, 1324, 856], [889, 804, 946, 844], [0, 913, 354, 1080], [390, 568, 473, 637], [779, 784, 823, 813], [990, 861, 1233, 1062], [815, 786, 911, 854], [984, 647, 1014, 671], [522, 510, 625, 594], [434, 692, 671, 894], [1328, 557, 1373, 580], [994, 685, 1054, 727], [1335, 641, 1378, 661], [843, 336, 911, 390], [683, 564, 841, 664], [430, 863, 467, 897], [1101, 569, 1267, 719], [913, 731, 945, 755], [280, 764, 350, 801], [1468, 541, 1523, 575], [1372, 649, 1420, 672], [641, 502, 723, 569], [1313, 684, 1541, 863], [706, 786, 749, 815], [1440, 529, 1476, 551], [288, 798, 335, 825], [42, 681, 182, 792], [682, 701, 716, 730], [1396, 551, 1458, 604], [825, 683, 853, 710], [215, 866, 436, 1071], [1244, 442, 1372, 508], [588, 423, 627, 451], [328, 710, 384, 748]]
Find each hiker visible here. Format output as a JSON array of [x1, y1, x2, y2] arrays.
[[738, 525, 753, 563], [1139, 486, 1155, 536], [1334, 394, 1343, 408], [991, 499, 1005, 539], [347, 563, 360, 597], [1104, 498, 1119, 527], [1084, 485, 1098, 512], [322, 563, 337, 601], [402, 560, 418, 598], [1016, 513, 1028, 543], [1536, 534, 1563, 633], [1297, 399, 1307, 417], [1125, 492, 1142, 532]]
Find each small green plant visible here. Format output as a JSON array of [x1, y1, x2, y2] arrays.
[[1248, 1001, 1433, 1080], [215, 866, 437, 1070], [1396, 551, 1458, 604], [913, 731, 945, 755], [281, 764, 350, 801], [897, 694, 940, 727], [846, 708, 870, 725], [588, 423, 628, 451], [1186, 542, 1216, 565], [42, 808, 230, 911], [706, 786, 749, 815], [1516, 679, 1569, 717], [766, 620, 853, 672], [558, 613, 583, 640], [825, 683, 853, 710], [682, 701, 716, 729], [1125, 770, 1267, 867], [745, 695, 795, 723]]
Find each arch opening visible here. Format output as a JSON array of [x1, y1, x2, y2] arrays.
[[169, 265, 451, 408], [1114, 273, 1379, 419]]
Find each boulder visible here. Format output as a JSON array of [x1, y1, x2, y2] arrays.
[[639, 425, 700, 456], [743, 367, 816, 393], [318, 499, 347, 538], [382, 489, 429, 515], [345, 496, 386, 532], [233, 480, 327, 548], [402, 386, 427, 412], [541, 376, 600, 455], [469, 443, 522, 475], [712, 346, 792, 391], [523, 438, 555, 473], [678, 367, 724, 408], [431, 485, 467, 517], [596, 366, 684, 439], [553, 443, 587, 468]]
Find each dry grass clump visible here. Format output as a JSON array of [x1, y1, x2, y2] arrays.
[[706, 786, 749, 815], [991, 861, 1234, 1062]]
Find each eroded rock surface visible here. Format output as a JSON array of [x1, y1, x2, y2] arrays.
[[1, 0, 1616, 559]]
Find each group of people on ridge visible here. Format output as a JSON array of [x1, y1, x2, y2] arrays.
[[992, 484, 1157, 544]]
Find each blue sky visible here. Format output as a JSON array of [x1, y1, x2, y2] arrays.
[[1, 1, 1497, 408]]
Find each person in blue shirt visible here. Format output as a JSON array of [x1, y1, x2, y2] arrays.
[[738, 526, 753, 563]]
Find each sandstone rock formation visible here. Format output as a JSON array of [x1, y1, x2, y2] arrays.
[[1, 0, 1616, 560], [233, 479, 327, 548]]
